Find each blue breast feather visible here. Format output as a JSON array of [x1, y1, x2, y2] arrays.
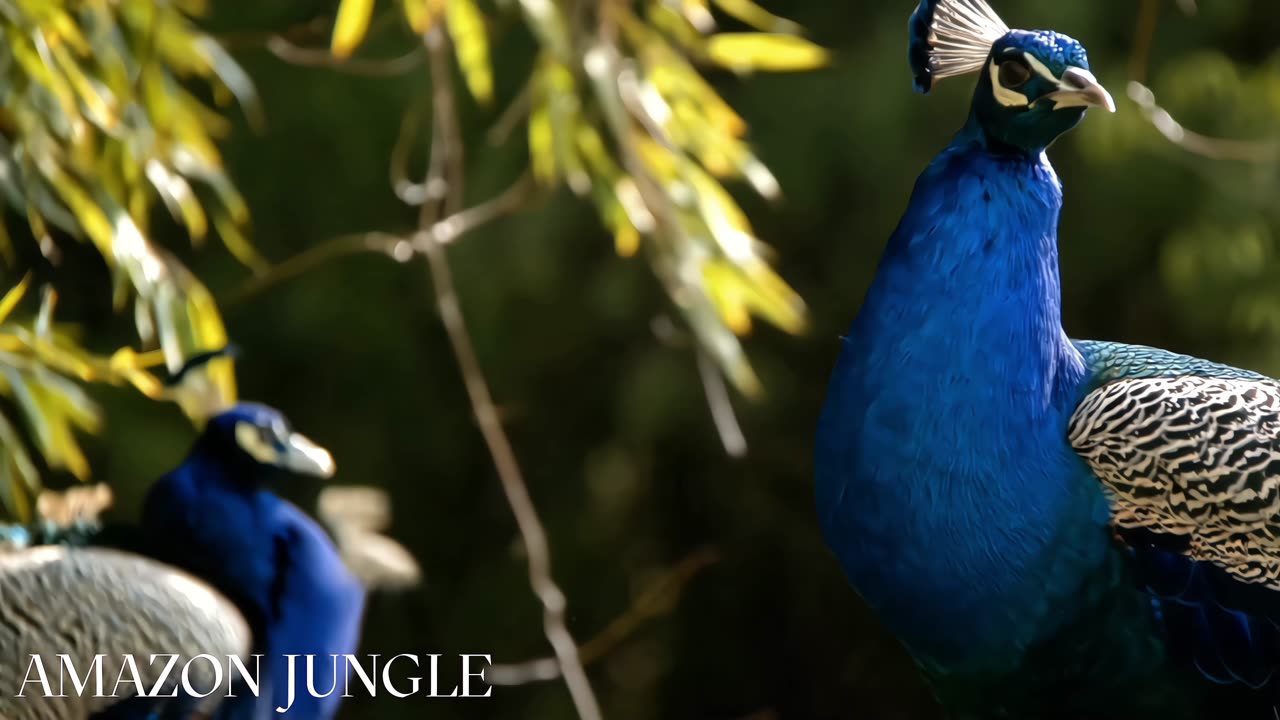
[[815, 136, 1110, 672], [816, 127, 1280, 712], [141, 458, 365, 719]]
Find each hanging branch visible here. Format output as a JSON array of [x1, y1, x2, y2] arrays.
[[418, 28, 604, 720], [1126, 1, 1279, 164]]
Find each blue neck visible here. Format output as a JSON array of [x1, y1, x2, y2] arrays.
[[817, 136, 1109, 671]]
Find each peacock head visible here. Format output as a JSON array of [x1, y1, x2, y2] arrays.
[[199, 403, 336, 480], [908, 0, 1115, 154]]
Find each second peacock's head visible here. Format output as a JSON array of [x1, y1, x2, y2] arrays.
[[200, 402, 336, 481], [908, 0, 1115, 154]]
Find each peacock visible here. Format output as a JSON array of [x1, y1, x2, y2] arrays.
[[0, 356, 417, 719], [815, 1, 1280, 718], [138, 401, 365, 720]]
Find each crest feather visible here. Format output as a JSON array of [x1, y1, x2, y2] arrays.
[[908, 0, 1010, 94]]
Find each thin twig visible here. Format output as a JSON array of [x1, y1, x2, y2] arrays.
[[222, 176, 534, 308], [487, 546, 720, 686], [390, 102, 438, 206], [487, 80, 534, 146], [412, 174, 538, 248], [1128, 82, 1280, 163], [419, 27, 604, 720], [222, 233, 411, 308], [217, 16, 331, 50], [265, 36, 424, 77], [696, 350, 747, 458]]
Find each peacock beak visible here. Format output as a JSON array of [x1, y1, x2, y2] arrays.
[[280, 432, 336, 478], [1043, 67, 1115, 113]]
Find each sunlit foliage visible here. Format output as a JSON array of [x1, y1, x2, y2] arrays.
[[0, 278, 169, 519], [0, 0, 253, 515], [331, 0, 827, 394]]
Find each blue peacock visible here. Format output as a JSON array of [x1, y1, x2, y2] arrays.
[[0, 353, 415, 719], [816, 1, 1280, 717]]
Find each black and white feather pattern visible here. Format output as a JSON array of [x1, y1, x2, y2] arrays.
[[1068, 373, 1280, 588]]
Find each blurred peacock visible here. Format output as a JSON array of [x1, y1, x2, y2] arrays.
[[0, 356, 418, 719], [815, 1, 1280, 718]]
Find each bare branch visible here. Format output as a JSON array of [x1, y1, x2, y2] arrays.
[[390, 102, 437, 206], [487, 547, 720, 686], [264, 36, 424, 77], [222, 233, 412, 308], [222, 175, 533, 308], [217, 16, 331, 50], [1128, 82, 1280, 163], [487, 80, 534, 147], [413, 174, 538, 248], [419, 28, 604, 720]]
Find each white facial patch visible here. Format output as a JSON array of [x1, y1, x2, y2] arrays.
[[235, 422, 281, 465], [989, 54, 1069, 108], [988, 60, 1029, 107], [1022, 54, 1064, 85]]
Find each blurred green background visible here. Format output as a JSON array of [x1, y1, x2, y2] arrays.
[[17, 0, 1280, 718]]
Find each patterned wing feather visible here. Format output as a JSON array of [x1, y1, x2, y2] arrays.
[[1071, 341, 1280, 698], [1069, 374, 1280, 588], [0, 546, 251, 719]]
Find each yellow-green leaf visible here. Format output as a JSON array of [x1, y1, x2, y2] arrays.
[[705, 33, 829, 73], [331, 0, 377, 59], [446, 0, 493, 104], [0, 276, 31, 324], [401, 0, 438, 33], [529, 103, 556, 183]]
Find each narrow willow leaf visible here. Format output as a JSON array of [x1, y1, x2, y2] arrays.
[[648, 4, 706, 52], [145, 159, 208, 240], [401, 0, 439, 33], [43, 167, 114, 255], [703, 263, 754, 335], [212, 209, 267, 272], [332, 0, 378, 59], [48, 40, 118, 131], [687, 166, 752, 240], [446, 0, 494, 104], [195, 38, 264, 128], [647, 59, 747, 138], [705, 33, 829, 73], [682, 297, 762, 396], [680, 0, 716, 33], [529, 104, 556, 182], [0, 276, 31, 324], [0, 412, 38, 522], [518, 0, 572, 62]]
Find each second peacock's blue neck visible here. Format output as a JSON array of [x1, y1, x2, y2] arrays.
[[817, 129, 1114, 672]]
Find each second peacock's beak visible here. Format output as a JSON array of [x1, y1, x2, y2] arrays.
[[1044, 67, 1116, 113], [280, 432, 336, 478]]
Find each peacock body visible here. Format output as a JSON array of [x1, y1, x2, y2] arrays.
[[815, 1, 1280, 717], [0, 399, 368, 720]]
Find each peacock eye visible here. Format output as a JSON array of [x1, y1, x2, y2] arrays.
[[998, 59, 1032, 89]]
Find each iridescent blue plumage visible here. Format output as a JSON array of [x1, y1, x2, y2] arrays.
[[142, 403, 365, 720], [818, 1, 1280, 717]]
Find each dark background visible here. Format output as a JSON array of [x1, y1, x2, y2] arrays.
[[54, 1, 1280, 718]]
